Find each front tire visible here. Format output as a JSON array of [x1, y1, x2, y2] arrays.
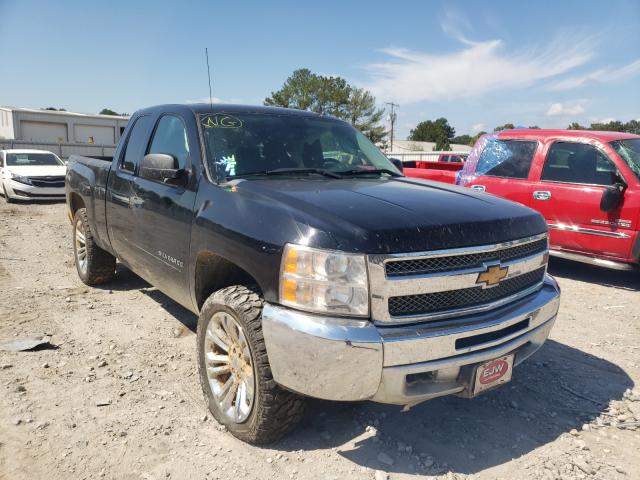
[[72, 208, 116, 285], [197, 285, 305, 444]]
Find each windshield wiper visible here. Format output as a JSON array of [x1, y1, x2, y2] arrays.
[[231, 168, 342, 179], [333, 168, 403, 177]]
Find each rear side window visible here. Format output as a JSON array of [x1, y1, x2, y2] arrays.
[[476, 139, 537, 179], [120, 115, 153, 173], [542, 142, 617, 186], [147, 115, 190, 169]]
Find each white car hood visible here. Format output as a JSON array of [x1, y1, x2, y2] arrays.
[[5, 165, 67, 177]]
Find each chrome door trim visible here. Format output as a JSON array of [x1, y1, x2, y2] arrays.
[[549, 249, 637, 271], [547, 223, 631, 239]]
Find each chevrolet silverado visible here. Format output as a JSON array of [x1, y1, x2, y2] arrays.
[[65, 104, 561, 444]]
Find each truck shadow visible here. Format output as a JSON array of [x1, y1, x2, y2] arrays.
[[96, 265, 198, 332], [274, 340, 633, 476], [548, 257, 640, 291]]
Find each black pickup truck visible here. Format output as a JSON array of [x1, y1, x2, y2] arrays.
[[66, 104, 561, 444]]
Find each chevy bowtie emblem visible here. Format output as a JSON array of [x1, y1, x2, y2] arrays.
[[476, 264, 509, 287]]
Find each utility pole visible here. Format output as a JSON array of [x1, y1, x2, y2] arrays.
[[386, 102, 399, 152]]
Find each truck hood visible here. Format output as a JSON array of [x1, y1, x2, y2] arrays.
[[6, 165, 67, 177], [234, 176, 547, 253]]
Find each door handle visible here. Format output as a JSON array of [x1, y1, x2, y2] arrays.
[[471, 185, 486, 193], [533, 191, 551, 201]]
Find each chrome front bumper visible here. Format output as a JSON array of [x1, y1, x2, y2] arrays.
[[262, 275, 560, 406]]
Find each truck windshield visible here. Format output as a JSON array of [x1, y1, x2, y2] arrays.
[[199, 113, 400, 179], [6, 153, 63, 167], [610, 139, 640, 181]]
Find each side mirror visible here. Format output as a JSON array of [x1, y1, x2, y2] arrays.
[[139, 153, 184, 183], [600, 183, 625, 213], [389, 157, 403, 173]]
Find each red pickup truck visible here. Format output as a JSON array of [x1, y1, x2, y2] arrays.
[[400, 154, 467, 183], [456, 129, 640, 270]]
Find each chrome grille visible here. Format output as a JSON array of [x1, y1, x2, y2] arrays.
[[385, 237, 547, 277], [388, 267, 546, 317], [367, 233, 549, 324]]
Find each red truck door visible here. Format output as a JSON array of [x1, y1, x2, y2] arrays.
[[466, 138, 539, 207], [531, 140, 636, 260]]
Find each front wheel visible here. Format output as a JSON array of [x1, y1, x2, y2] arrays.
[[72, 208, 116, 285], [197, 285, 305, 444]]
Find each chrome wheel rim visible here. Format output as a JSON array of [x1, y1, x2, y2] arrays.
[[205, 312, 255, 423], [74, 218, 88, 275]]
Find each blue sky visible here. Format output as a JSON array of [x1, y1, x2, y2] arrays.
[[1, 0, 639, 138]]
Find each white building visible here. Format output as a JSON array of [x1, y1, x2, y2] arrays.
[[0, 107, 129, 158]]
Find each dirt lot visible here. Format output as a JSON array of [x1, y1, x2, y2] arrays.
[[0, 200, 639, 480]]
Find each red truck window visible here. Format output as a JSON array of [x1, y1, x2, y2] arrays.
[[476, 139, 537, 179], [541, 142, 617, 186]]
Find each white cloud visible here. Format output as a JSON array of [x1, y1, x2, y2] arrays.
[[363, 33, 595, 104], [549, 59, 640, 90], [472, 123, 485, 133], [546, 100, 587, 116]]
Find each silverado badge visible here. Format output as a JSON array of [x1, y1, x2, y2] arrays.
[[476, 264, 509, 287]]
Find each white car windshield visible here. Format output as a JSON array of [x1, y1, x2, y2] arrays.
[[6, 153, 63, 167]]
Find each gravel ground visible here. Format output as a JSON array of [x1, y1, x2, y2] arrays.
[[1, 201, 639, 480]]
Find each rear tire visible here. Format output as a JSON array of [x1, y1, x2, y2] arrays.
[[197, 285, 305, 444], [72, 208, 116, 285]]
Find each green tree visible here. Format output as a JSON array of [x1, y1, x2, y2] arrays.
[[451, 134, 472, 146], [99, 108, 121, 116], [264, 69, 387, 142], [567, 120, 639, 134], [493, 123, 515, 132], [623, 120, 640, 135], [408, 118, 455, 143], [346, 87, 386, 144], [470, 131, 487, 146], [590, 120, 625, 132]]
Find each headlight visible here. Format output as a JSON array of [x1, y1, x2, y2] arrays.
[[279, 244, 369, 316], [9, 172, 32, 185]]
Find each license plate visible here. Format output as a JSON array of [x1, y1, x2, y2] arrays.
[[473, 354, 514, 395]]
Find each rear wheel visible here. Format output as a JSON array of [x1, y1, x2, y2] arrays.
[[72, 208, 116, 285], [197, 285, 305, 444]]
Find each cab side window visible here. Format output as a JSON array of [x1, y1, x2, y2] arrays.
[[121, 115, 153, 173], [147, 115, 190, 169], [542, 142, 618, 186], [476, 139, 537, 179]]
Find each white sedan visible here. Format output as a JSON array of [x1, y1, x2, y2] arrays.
[[0, 149, 67, 202]]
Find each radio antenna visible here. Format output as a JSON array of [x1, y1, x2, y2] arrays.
[[205, 48, 214, 112]]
